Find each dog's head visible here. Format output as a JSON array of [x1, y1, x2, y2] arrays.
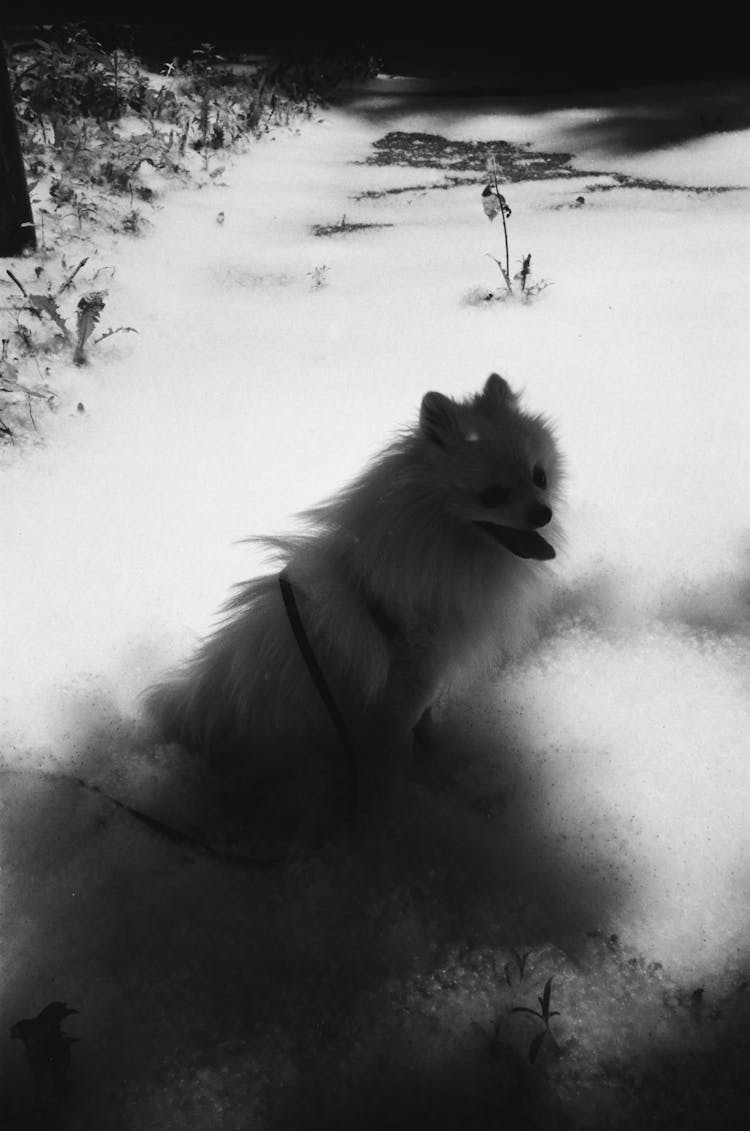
[[419, 373, 563, 561]]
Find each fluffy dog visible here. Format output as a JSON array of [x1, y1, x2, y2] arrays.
[[147, 373, 563, 843]]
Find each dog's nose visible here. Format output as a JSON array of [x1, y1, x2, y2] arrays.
[[526, 502, 552, 527]]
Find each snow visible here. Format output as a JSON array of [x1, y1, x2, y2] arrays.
[[1, 76, 749, 1127]]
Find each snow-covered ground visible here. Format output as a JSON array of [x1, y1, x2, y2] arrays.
[[1, 77, 749, 1128]]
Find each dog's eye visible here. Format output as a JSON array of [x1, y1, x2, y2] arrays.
[[478, 484, 510, 507], [532, 466, 547, 489]]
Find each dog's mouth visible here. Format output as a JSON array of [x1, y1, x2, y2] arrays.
[[474, 521, 556, 561]]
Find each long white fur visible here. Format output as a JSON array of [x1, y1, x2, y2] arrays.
[[146, 373, 563, 795]]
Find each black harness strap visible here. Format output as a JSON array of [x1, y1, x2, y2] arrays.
[[278, 569, 358, 806]]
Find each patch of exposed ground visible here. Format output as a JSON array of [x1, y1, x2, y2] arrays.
[[312, 218, 394, 236], [366, 131, 576, 177], [357, 131, 742, 198]]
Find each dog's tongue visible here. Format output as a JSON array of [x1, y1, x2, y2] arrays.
[[475, 521, 556, 560]]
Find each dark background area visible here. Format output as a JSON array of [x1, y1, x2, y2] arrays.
[[2, 2, 748, 91]]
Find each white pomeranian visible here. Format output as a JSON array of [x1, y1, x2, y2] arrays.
[[146, 373, 563, 843]]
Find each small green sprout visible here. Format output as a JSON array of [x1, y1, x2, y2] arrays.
[[511, 976, 560, 1064]]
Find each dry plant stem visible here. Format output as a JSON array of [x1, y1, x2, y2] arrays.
[[94, 326, 138, 344], [57, 256, 89, 296], [490, 160, 512, 294], [6, 269, 28, 297]]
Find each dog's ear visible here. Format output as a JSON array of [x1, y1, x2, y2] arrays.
[[481, 373, 516, 410], [420, 391, 460, 447]]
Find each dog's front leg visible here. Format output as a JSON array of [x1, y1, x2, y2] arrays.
[[356, 646, 436, 793]]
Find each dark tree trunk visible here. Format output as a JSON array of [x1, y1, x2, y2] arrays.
[[0, 36, 36, 256]]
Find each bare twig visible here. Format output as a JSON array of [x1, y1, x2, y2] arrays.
[[56, 256, 89, 296], [488, 156, 512, 294], [486, 253, 513, 294], [6, 269, 28, 297], [93, 325, 138, 344]]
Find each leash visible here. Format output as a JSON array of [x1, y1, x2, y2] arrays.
[[278, 569, 358, 808], [0, 767, 289, 868]]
